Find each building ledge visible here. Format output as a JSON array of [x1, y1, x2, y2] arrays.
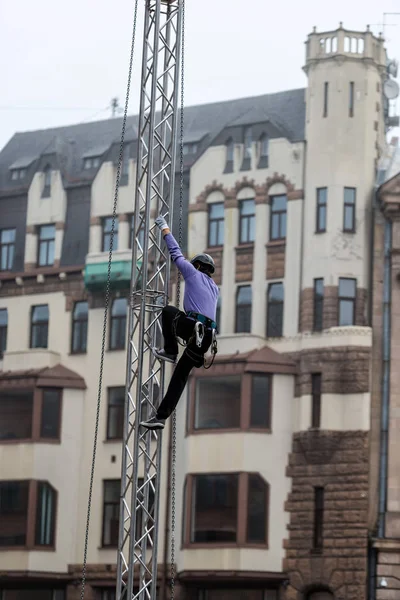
[[0, 363, 86, 390]]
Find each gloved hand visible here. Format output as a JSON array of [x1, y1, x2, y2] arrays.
[[155, 215, 169, 231]]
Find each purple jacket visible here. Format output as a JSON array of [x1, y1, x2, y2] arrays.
[[164, 233, 219, 321]]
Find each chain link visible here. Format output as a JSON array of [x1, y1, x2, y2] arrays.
[[170, 1, 185, 598], [79, 1, 139, 598]]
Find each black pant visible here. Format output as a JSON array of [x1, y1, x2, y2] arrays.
[[156, 305, 213, 420]]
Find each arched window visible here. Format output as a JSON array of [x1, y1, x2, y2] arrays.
[[307, 590, 334, 600]]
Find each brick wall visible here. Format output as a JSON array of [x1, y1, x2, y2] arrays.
[[266, 242, 285, 280], [235, 244, 254, 282], [283, 430, 369, 600]]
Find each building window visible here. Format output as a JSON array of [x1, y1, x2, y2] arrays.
[[102, 217, 119, 252], [190, 373, 271, 433], [235, 285, 252, 333], [215, 294, 221, 330], [0, 390, 33, 440], [241, 127, 252, 170], [311, 374, 322, 429], [258, 134, 269, 168], [0, 308, 7, 359], [109, 297, 127, 350], [40, 389, 61, 439], [208, 203, 224, 247], [102, 480, 120, 547], [37, 225, 55, 267], [323, 82, 328, 117], [186, 473, 268, 546], [338, 278, 356, 326], [269, 195, 287, 241], [0, 481, 29, 546], [0, 480, 57, 550], [30, 305, 49, 349], [35, 482, 56, 546], [83, 156, 101, 170], [10, 168, 26, 181], [239, 199, 255, 244], [343, 187, 356, 232], [349, 82, 354, 117], [224, 138, 234, 173], [250, 375, 271, 429], [316, 188, 327, 233], [42, 166, 51, 197], [129, 213, 145, 250], [0, 388, 61, 443], [313, 487, 324, 550], [0, 228, 16, 271], [313, 278, 324, 332], [183, 143, 198, 155], [121, 144, 130, 182], [194, 376, 241, 430], [267, 282, 284, 337], [106, 387, 125, 440], [71, 301, 88, 354]]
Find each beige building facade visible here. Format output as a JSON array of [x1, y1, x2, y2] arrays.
[[0, 22, 398, 600]]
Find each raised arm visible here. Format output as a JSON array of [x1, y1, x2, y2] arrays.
[[154, 215, 196, 279]]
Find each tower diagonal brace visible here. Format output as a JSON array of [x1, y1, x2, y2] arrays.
[[116, 2, 183, 600]]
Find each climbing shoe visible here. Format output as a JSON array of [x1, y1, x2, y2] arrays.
[[140, 415, 166, 430], [152, 347, 177, 364]]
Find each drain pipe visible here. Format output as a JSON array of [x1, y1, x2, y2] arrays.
[[378, 213, 392, 538]]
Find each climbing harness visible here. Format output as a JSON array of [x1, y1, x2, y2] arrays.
[[79, 2, 139, 599]]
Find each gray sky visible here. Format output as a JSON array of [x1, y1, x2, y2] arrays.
[[1, 0, 400, 151]]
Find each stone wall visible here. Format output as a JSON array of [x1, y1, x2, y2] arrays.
[[283, 430, 369, 600], [266, 242, 285, 280]]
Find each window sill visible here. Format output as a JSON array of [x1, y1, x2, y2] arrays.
[[315, 229, 326, 234], [235, 243, 254, 251], [205, 245, 223, 252], [69, 351, 87, 356], [343, 229, 356, 234], [182, 542, 268, 550], [0, 545, 56, 552], [0, 438, 61, 445], [186, 428, 271, 436], [107, 348, 126, 353], [266, 240, 286, 248]]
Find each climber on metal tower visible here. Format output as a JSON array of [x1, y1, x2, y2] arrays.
[[141, 214, 219, 430]]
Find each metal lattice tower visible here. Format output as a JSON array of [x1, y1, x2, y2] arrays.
[[116, 1, 183, 599]]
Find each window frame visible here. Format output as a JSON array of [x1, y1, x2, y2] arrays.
[[30, 304, 49, 349], [187, 371, 272, 435], [0, 387, 63, 444], [109, 297, 127, 351], [183, 472, 269, 549], [106, 387, 125, 440], [71, 301, 89, 354], [0, 479, 57, 550], [0, 308, 8, 359], [316, 188, 327, 233], [0, 228, 16, 271], [343, 187, 356, 233], [207, 202, 224, 248], [34, 481, 57, 547], [102, 216, 119, 253], [313, 278, 324, 332], [266, 282, 284, 338], [235, 285, 252, 333], [37, 225, 56, 268], [338, 277, 356, 326], [311, 374, 322, 429], [101, 479, 121, 548], [238, 199, 255, 244], [269, 195, 287, 241]]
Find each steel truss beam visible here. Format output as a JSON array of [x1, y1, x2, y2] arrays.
[[116, 1, 183, 599]]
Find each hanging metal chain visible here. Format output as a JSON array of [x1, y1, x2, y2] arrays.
[[79, 1, 139, 598], [170, 1, 185, 599]]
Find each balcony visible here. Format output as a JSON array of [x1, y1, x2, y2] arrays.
[[83, 250, 141, 292]]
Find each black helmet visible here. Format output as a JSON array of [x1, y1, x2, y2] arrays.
[[190, 253, 215, 274]]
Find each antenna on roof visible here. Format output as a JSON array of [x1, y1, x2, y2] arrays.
[[110, 97, 123, 118]]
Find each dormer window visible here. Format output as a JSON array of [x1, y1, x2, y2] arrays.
[[182, 143, 198, 155], [241, 127, 252, 171], [42, 165, 51, 198], [258, 134, 269, 169], [223, 138, 234, 174], [83, 156, 101, 170], [10, 168, 26, 181]]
